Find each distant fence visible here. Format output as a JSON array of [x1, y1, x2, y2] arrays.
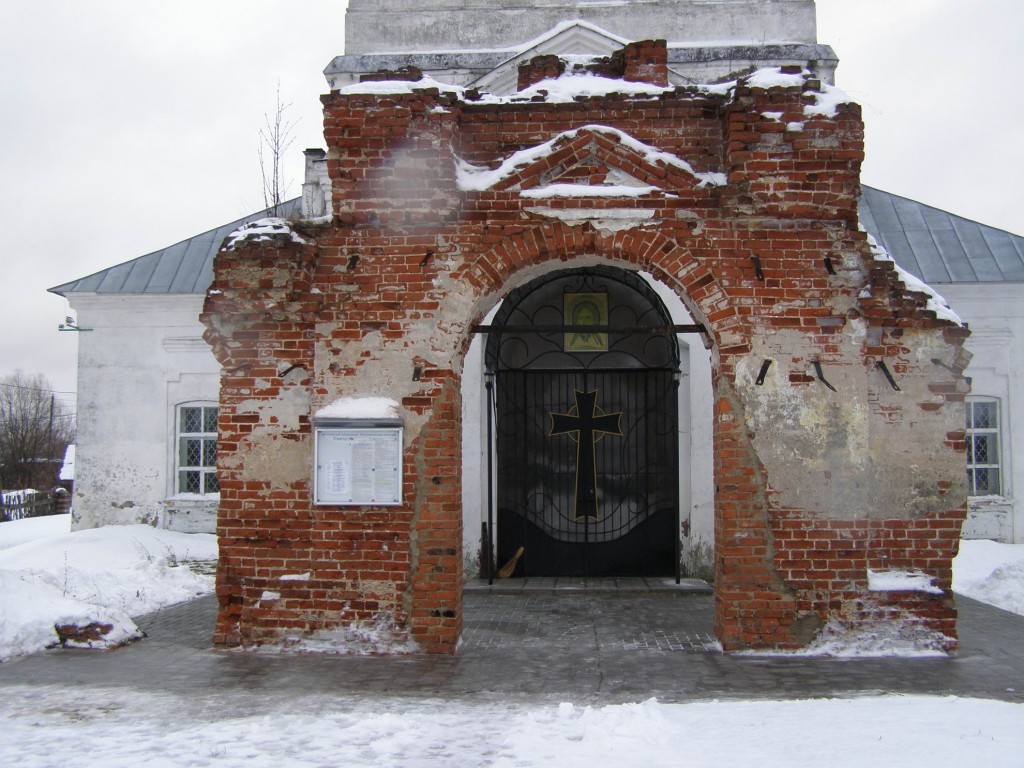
[[0, 491, 69, 523]]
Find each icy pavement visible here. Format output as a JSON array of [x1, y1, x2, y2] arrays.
[[3, 518, 1024, 765], [2, 683, 1022, 767]]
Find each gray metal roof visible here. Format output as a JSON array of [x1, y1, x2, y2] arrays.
[[859, 185, 1024, 284], [48, 199, 302, 297], [49, 188, 1024, 297]]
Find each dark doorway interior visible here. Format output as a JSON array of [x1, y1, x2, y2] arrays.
[[485, 268, 681, 577]]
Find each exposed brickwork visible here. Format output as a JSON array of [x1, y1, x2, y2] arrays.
[[517, 55, 565, 91], [203, 45, 969, 654]]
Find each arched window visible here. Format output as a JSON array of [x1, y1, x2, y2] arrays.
[[966, 397, 1002, 496], [176, 403, 219, 495]]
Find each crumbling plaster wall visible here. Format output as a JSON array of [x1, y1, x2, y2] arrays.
[[737, 325, 968, 520]]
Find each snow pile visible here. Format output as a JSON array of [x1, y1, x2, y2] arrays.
[[741, 615, 952, 659], [740, 67, 853, 117], [0, 511, 70, 551], [954, 539, 1024, 616], [514, 72, 673, 102], [0, 572, 139, 657], [791, 619, 951, 658], [1, 689, 1022, 768], [0, 519, 216, 661], [263, 612, 420, 656], [222, 217, 308, 251], [315, 396, 400, 420], [338, 74, 460, 96]]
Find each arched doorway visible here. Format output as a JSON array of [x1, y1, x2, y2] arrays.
[[483, 267, 683, 578]]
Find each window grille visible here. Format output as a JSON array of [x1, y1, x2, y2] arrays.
[[966, 398, 1001, 496], [177, 404, 219, 495]]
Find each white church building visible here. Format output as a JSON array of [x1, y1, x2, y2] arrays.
[[50, 1, 1024, 575]]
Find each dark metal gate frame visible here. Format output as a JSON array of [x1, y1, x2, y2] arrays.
[[472, 319, 706, 585]]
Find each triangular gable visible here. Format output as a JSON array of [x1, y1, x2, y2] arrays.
[[456, 125, 725, 197], [470, 21, 630, 95]]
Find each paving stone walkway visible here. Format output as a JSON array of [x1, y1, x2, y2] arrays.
[[2, 586, 1022, 706]]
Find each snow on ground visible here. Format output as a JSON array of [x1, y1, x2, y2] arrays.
[[0, 515, 216, 661], [0, 687, 1021, 768], [953, 539, 1024, 616], [1, 523, 1023, 765], [0, 510, 70, 550]]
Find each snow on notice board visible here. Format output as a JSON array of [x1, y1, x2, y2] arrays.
[[315, 397, 400, 420]]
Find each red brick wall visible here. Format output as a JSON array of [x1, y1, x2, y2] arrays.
[[203, 43, 969, 653]]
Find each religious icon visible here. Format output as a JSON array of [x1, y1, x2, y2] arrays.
[[564, 292, 608, 351], [549, 389, 622, 521]]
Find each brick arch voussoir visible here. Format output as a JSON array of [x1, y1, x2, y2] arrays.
[[597, 231, 739, 346], [462, 224, 740, 349], [493, 133, 595, 192]]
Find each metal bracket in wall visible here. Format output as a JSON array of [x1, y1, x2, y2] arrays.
[[755, 359, 772, 386], [823, 256, 837, 275], [750, 254, 765, 281], [876, 360, 901, 391], [812, 361, 837, 392], [347, 254, 360, 271]]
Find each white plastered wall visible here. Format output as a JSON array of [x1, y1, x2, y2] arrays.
[[941, 282, 1024, 543], [67, 293, 221, 532]]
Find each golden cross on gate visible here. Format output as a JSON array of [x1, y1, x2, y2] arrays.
[[549, 389, 622, 521]]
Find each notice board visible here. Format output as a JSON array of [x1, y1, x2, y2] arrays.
[[314, 425, 403, 505]]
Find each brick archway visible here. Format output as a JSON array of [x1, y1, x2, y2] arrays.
[[203, 59, 970, 655]]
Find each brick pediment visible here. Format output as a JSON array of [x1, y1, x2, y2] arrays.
[[457, 125, 725, 198]]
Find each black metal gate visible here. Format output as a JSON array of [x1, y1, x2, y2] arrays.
[[482, 267, 684, 578], [495, 367, 678, 576]]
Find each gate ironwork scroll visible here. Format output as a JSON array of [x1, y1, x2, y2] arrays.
[[482, 267, 685, 578]]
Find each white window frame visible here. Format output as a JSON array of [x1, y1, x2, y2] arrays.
[[966, 396, 1003, 497], [175, 403, 220, 496]]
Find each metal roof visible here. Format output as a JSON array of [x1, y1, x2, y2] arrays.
[[859, 185, 1024, 284], [48, 199, 302, 297], [49, 188, 1024, 297]]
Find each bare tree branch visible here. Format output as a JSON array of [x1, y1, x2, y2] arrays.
[[258, 81, 298, 216], [0, 371, 75, 492]]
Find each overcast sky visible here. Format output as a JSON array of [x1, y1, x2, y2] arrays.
[[2, 0, 1022, 414]]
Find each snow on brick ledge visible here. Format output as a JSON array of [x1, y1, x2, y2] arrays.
[[222, 218, 309, 251], [861, 232, 963, 325], [867, 569, 945, 595], [456, 124, 727, 192]]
